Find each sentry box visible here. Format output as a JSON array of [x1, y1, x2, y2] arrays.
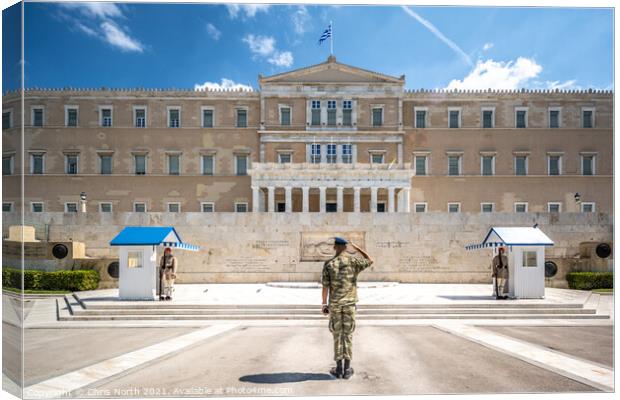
[[466, 226, 554, 299], [110, 226, 200, 300]]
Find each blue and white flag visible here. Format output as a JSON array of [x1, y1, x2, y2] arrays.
[[318, 24, 331, 45]]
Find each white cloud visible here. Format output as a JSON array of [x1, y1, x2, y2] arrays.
[[545, 79, 579, 90], [291, 6, 311, 35], [402, 6, 472, 66], [268, 51, 294, 67], [482, 42, 494, 51], [60, 2, 123, 19], [206, 23, 221, 41], [446, 57, 543, 90], [74, 22, 98, 37], [194, 78, 253, 91], [100, 21, 144, 53], [242, 34, 294, 68], [227, 4, 270, 19]]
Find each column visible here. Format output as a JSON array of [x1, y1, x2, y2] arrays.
[[319, 186, 327, 213], [353, 187, 361, 212], [302, 186, 310, 213], [267, 186, 275, 213], [370, 186, 378, 213], [336, 187, 344, 212], [397, 142, 404, 168], [284, 186, 292, 213], [400, 187, 410, 213], [388, 187, 395, 213], [252, 186, 260, 212]]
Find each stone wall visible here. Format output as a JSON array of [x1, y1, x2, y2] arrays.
[[2, 212, 613, 284]]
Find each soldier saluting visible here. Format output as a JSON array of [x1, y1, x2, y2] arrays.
[[321, 237, 373, 379]]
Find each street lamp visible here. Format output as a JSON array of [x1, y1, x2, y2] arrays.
[[574, 192, 581, 204], [80, 192, 87, 213]]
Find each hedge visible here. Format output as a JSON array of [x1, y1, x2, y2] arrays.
[[566, 272, 613, 290], [2, 268, 99, 291]]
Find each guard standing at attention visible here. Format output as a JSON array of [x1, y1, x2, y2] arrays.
[[491, 247, 509, 300], [321, 236, 374, 379], [159, 247, 177, 301]]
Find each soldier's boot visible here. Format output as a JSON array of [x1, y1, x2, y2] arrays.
[[343, 359, 354, 379], [330, 360, 343, 378]]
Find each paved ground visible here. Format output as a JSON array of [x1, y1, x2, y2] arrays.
[[482, 326, 614, 367], [86, 326, 599, 397]]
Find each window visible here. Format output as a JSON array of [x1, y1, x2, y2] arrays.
[[201, 154, 215, 175], [134, 154, 147, 175], [310, 143, 321, 163], [515, 155, 528, 176], [581, 154, 595, 176], [372, 107, 383, 127], [514, 202, 528, 213], [582, 107, 594, 128], [481, 155, 495, 176], [202, 108, 214, 128], [482, 108, 494, 128], [376, 203, 386, 213], [201, 202, 214, 212], [134, 107, 147, 128], [31, 202, 44, 213], [278, 152, 292, 163], [236, 109, 247, 128], [280, 107, 291, 126], [371, 153, 384, 164], [31, 154, 44, 174], [341, 144, 352, 163], [167, 202, 181, 213], [32, 107, 44, 126], [100, 154, 112, 175], [549, 107, 561, 128], [100, 107, 112, 127], [342, 100, 352, 126], [448, 155, 461, 176], [414, 203, 427, 213], [168, 108, 180, 128], [414, 155, 427, 176], [65, 107, 78, 127], [548, 202, 562, 213], [311, 100, 321, 126], [581, 202, 595, 213], [99, 202, 113, 213], [515, 108, 528, 128], [448, 108, 460, 128], [2, 111, 11, 128], [327, 100, 336, 126], [127, 251, 143, 268], [3, 203, 13, 212], [3, 155, 13, 175], [448, 203, 460, 213], [235, 154, 248, 175], [481, 203, 494, 213], [523, 251, 538, 267], [133, 202, 146, 212], [326, 144, 337, 163], [168, 154, 180, 175], [65, 154, 79, 174], [548, 155, 562, 176], [415, 108, 427, 128], [326, 202, 337, 213], [65, 202, 78, 213], [235, 202, 248, 213]]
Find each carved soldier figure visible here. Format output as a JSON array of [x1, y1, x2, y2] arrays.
[[492, 247, 509, 299], [321, 237, 374, 379]]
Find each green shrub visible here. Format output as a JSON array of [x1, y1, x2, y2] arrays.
[[566, 272, 613, 290], [2, 268, 100, 291]]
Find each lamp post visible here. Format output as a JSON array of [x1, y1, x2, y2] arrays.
[[80, 192, 87, 213]]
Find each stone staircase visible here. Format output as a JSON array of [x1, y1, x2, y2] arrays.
[[57, 294, 609, 321]]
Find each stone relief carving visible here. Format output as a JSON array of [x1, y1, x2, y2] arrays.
[[300, 232, 365, 261]]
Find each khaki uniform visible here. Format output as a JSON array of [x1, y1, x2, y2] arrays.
[[321, 253, 371, 361], [159, 254, 177, 298], [492, 254, 509, 297]]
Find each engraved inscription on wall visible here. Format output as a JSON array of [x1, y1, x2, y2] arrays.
[[300, 232, 365, 261], [397, 256, 444, 272]]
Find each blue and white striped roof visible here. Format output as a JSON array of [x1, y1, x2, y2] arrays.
[[466, 227, 554, 250], [110, 226, 200, 251]]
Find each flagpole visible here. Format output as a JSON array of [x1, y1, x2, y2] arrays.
[[330, 20, 333, 56]]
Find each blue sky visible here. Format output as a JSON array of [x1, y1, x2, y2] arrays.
[[2, 2, 614, 92]]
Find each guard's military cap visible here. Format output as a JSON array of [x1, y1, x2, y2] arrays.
[[334, 237, 349, 245]]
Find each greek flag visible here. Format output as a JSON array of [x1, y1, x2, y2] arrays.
[[318, 24, 331, 45]]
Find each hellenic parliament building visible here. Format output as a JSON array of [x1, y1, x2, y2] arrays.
[[1, 56, 614, 284]]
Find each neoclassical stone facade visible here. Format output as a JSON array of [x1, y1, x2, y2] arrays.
[[2, 56, 614, 215]]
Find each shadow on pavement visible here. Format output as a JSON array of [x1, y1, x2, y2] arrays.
[[239, 372, 335, 384]]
